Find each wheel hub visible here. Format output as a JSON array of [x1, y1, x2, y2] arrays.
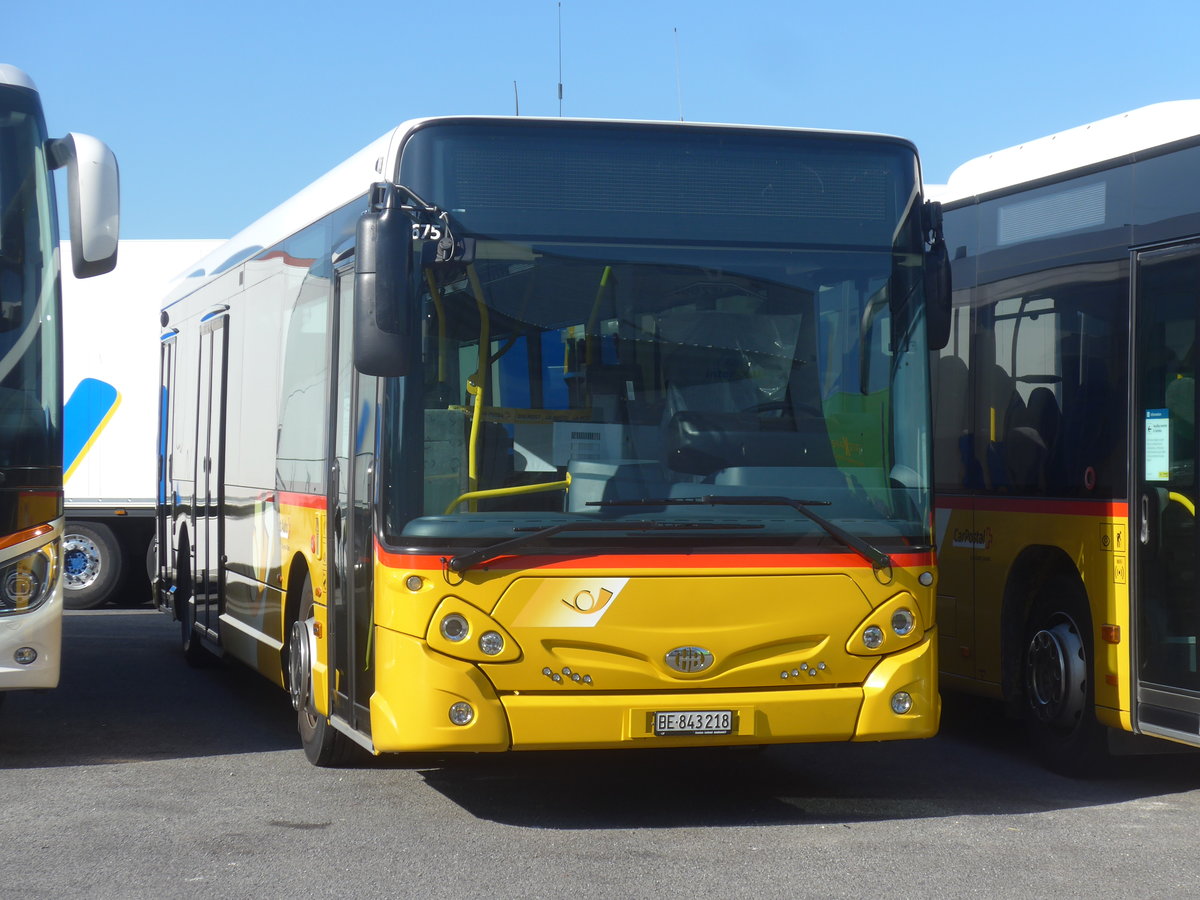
[[288, 618, 313, 713], [1026, 619, 1086, 726], [61, 536, 101, 589]]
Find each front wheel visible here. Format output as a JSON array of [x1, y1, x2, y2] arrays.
[[1022, 577, 1108, 774], [289, 576, 359, 767]]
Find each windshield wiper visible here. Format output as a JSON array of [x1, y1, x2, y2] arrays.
[[590, 495, 893, 574], [446, 519, 763, 573]]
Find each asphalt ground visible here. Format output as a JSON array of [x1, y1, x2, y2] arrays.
[[3, 606, 1200, 899]]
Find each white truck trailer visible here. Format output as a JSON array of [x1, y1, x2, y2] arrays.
[[62, 239, 222, 608]]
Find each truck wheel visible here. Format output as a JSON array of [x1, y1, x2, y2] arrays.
[[62, 523, 124, 609]]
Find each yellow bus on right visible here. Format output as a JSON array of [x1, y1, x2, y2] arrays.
[[931, 101, 1200, 772]]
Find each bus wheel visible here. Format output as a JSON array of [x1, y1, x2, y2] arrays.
[[1022, 578, 1107, 774], [289, 577, 358, 767], [176, 541, 211, 667], [62, 522, 124, 609]]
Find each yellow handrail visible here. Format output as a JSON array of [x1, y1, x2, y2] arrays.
[[464, 265, 490, 511], [443, 474, 571, 515], [1168, 491, 1196, 516], [585, 265, 613, 366]]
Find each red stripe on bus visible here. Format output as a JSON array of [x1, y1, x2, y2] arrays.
[[936, 495, 1128, 518], [277, 491, 327, 510], [376, 542, 933, 572]]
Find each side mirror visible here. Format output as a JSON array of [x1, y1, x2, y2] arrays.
[[354, 185, 412, 377], [922, 200, 952, 352], [48, 133, 120, 278], [925, 240, 952, 351]]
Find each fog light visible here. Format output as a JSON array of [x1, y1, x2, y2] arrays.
[[478, 631, 504, 656], [863, 625, 884, 650], [448, 702, 475, 725], [405, 575, 424, 592], [891, 608, 915, 637], [891, 691, 913, 714], [14, 647, 37, 665], [440, 613, 469, 642]]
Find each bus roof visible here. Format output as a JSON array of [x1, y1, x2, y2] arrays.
[[0, 64, 37, 91], [941, 100, 1200, 203], [163, 116, 915, 309]]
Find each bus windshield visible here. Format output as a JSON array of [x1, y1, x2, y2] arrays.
[[383, 122, 933, 554], [0, 79, 60, 532]]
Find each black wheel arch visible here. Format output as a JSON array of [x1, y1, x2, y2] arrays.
[[1000, 544, 1089, 714]]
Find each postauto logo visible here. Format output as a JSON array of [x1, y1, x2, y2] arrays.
[[952, 526, 993, 550]]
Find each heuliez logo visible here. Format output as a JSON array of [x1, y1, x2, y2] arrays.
[[952, 527, 993, 550]]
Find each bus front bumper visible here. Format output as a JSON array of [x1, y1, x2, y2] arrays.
[[368, 629, 938, 753]]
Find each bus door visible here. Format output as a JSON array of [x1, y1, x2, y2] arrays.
[[1133, 241, 1200, 746], [327, 268, 376, 736], [192, 309, 228, 641], [157, 331, 178, 603]]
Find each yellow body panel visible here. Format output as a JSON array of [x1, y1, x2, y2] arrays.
[[246, 499, 940, 752], [365, 554, 939, 751], [936, 499, 1130, 725], [277, 498, 329, 713]]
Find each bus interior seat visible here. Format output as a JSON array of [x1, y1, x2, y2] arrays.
[[1006, 385, 1061, 492], [982, 363, 1022, 489]]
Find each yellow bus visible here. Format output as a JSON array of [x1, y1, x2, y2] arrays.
[[157, 116, 950, 764], [932, 102, 1200, 770], [0, 64, 118, 700]]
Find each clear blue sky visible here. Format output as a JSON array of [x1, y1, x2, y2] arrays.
[[7, 0, 1199, 239]]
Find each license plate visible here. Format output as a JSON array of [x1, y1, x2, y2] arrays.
[[653, 710, 734, 736]]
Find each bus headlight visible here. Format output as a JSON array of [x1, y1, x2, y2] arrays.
[[847, 592, 925, 657], [478, 631, 505, 656], [891, 608, 915, 637], [439, 613, 469, 642], [426, 598, 521, 663], [0, 540, 59, 615]]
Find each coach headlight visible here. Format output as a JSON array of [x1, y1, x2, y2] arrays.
[[439, 613, 469, 642], [847, 592, 925, 657], [0, 540, 59, 615], [426, 597, 521, 663], [891, 608, 916, 637], [478, 630, 505, 656]]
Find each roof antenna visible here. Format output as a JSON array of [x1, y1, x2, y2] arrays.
[[674, 27, 684, 121], [514, 81, 520, 116], [557, 2, 564, 116]]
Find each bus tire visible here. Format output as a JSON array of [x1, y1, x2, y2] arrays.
[[1022, 575, 1108, 775], [176, 539, 212, 667], [289, 576, 359, 767], [62, 522, 124, 609]]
